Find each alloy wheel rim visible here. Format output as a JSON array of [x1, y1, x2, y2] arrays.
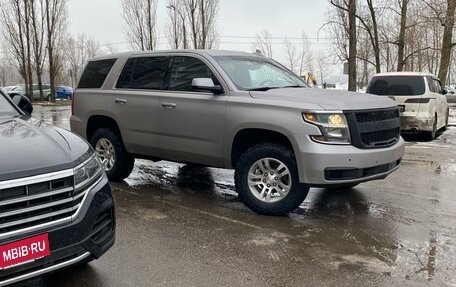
[[247, 157, 292, 203], [95, 138, 116, 171]]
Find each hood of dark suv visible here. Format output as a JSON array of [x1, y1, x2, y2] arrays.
[[249, 88, 397, 110], [0, 116, 90, 181]]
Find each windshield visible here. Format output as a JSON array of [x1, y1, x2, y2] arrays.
[[366, 76, 425, 96], [0, 92, 19, 117], [214, 55, 308, 91]]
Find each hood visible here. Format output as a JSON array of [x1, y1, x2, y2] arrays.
[[0, 116, 90, 181], [249, 88, 397, 110]]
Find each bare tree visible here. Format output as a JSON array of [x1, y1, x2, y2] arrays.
[[65, 34, 102, 88], [122, 0, 158, 51], [182, 0, 219, 49], [283, 38, 299, 73], [0, 0, 32, 98], [166, 0, 187, 49], [30, 0, 46, 101], [438, 0, 456, 86], [298, 31, 313, 77], [252, 29, 273, 57], [45, 0, 68, 102], [315, 50, 331, 86]]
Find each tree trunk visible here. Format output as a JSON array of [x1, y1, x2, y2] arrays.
[[366, 0, 380, 73], [45, 0, 55, 102], [438, 0, 456, 86], [397, 0, 408, 71], [348, 0, 357, 91]]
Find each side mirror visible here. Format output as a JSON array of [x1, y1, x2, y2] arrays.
[[442, 89, 448, 95], [192, 78, 223, 95], [11, 94, 33, 116]]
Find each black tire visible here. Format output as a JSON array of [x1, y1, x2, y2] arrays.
[[90, 128, 134, 181], [234, 143, 309, 216], [46, 94, 51, 101], [443, 108, 449, 131], [425, 115, 437, 140]]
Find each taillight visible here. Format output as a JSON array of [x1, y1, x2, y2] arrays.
[[404, 98, 431, 104], [71, 90, 76, 115]]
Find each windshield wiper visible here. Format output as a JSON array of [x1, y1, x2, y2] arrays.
[[281, 85, 306, 88], [246, 87, 277, 91], [246, 85, 305, 92]]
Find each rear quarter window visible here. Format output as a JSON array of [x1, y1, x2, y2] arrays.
[[367, 76, 425, 96], [78, 59, 117, 89]]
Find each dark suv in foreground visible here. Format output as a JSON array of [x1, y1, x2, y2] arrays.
[[0, 91, 115, 285]]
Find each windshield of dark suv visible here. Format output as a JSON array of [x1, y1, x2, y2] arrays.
[[0, 92, 19, 117], [366, 76, 425, 96], [214, 55, 308, 91]]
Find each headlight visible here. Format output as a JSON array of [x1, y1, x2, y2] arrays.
[[303, 112, 351, 144], [74, 154, 103, 190]]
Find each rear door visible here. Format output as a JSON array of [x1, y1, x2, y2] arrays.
[[112, 56, 169, 157], [430, 77, 448, 128], [159, 55, 228, 166]]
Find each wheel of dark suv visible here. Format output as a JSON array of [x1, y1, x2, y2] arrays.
[[234, 143, 309, 216], [90, 128, 134, 181]]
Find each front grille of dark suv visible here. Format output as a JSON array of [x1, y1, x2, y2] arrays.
[[346, 107, 401, 149], [0, 174, 85, 235]]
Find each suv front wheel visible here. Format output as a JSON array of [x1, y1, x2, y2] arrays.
[[90, 128, 134, 181], [234, 143, 309, 216]]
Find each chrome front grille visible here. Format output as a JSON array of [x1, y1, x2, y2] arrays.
[[0, 169, 96, 239]]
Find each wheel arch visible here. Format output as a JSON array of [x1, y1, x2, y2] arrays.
[[230, 128, 298, 169], [86, 115, 123, 145]]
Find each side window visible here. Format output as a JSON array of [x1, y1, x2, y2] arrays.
[[169, 56, 220, 92], [131, 57, 169, 90], [42, 85, 50, 90], [78, 59, 117, 89], [427, 77, 436, 93], [116, 58, 136, 89], [117, 57, 169, 90], [433, 79, 442, 94]]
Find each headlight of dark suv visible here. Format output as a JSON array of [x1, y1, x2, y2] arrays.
[[74, 154, 103, 191], [303, 112, 351, 144]]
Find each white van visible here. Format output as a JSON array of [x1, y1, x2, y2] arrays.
[[367, 72, 450, 139]]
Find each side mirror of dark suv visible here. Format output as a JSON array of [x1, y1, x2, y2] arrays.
[[11, 94, 33, 116]]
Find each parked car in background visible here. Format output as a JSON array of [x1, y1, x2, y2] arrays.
[[367, 72, 449, 140], [1, 86, 17, 93], [7, 84, 52, 101], [55, 85, 74, 100], [0, 89, 115, 286], [71, 50, 405, 216], [444, 86, 456, 103]]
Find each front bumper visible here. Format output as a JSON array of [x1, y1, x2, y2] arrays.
[[400, 114, 433, 132], [294, 135, 405, 186], [0, 176, 115, 286]]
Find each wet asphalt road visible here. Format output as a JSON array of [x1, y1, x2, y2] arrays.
[[12, 105, 456, 286]]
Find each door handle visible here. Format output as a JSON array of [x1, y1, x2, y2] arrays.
[[161, 102, 176, 109], [115, 98, 127, 104]]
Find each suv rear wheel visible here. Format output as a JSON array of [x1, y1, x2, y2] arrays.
[[90, 128, 134, 181], [234, 143, 309, 216], [426, 114, 438, 140]]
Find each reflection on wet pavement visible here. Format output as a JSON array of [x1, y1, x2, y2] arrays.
[[19, 104, 456, 287]]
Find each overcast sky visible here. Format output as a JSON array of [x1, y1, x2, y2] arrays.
[[68, 0, 332, 64]]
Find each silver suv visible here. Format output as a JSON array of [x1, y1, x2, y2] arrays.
[[70, 50, 405, 215]]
